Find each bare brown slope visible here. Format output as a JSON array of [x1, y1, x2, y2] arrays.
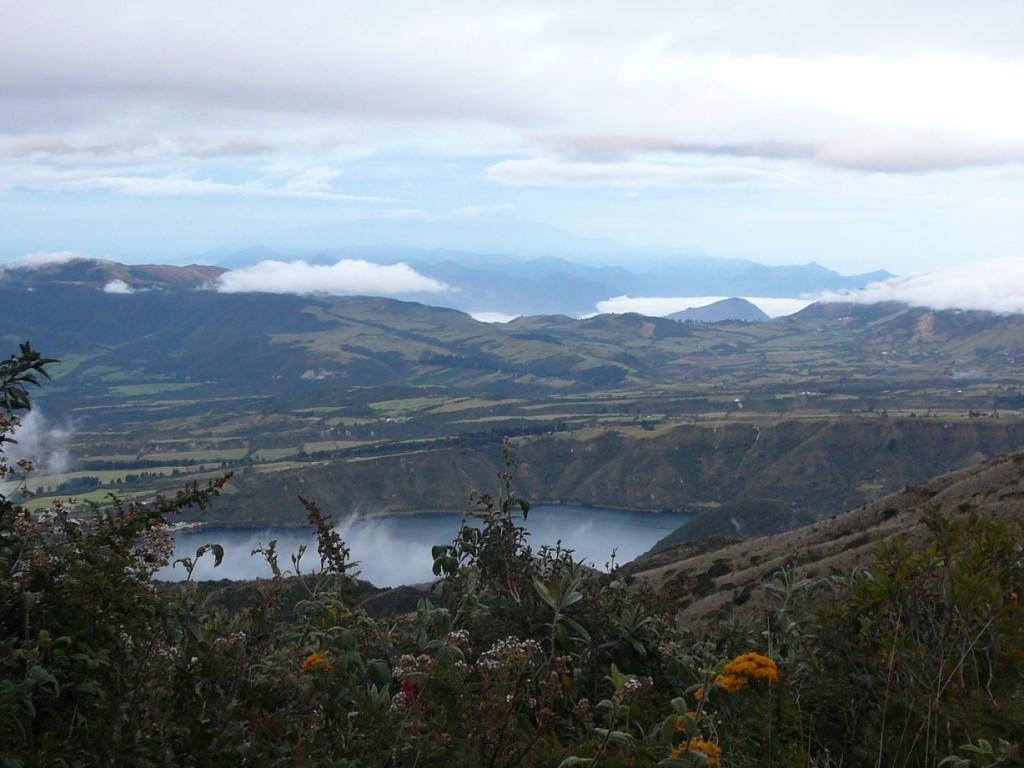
[[624, 451, 1024, 628]]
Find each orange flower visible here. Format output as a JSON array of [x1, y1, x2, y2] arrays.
[[302, 652, 334, 672], [672, 738, 723, 766], [715, 673, 748, 693], [714, 651, 778, 692], [689, 738, 723, 766]]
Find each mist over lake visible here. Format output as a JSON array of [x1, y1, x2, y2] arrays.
[[158, 505, 690, 587]]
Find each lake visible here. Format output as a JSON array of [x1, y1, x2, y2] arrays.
[[158, 505, 690, 587]]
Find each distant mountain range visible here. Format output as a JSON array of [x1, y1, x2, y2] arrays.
[[215, 246, 891, 317], [1, 251, 891, 319]]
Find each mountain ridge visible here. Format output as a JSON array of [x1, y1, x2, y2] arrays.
[[209, 246, 893, 314], [667, 297, 771, 323]]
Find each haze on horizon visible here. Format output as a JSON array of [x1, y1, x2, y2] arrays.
[[3, 1, 1024, 311]]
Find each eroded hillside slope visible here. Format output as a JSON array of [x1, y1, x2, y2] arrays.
[[624, 450, 1024, 628]]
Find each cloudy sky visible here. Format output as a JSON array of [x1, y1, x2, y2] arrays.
[[3, 1, 1024, 283]]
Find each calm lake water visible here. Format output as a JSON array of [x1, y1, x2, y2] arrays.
[[158, 505, 690, 587]]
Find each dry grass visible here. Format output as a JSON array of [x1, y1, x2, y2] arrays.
[[626, 451, 1024, 629]]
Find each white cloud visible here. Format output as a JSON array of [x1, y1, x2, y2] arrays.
[[281, 166, 344, 193], [6, 3, 1024, 181], [470, 311, 520, 323], [816, 257, 1024, 314], [103, 279, 134, 294], [6, 409, 72, 476], [4, 3, 1024, 270], [215, 259, 448, 296], [92, 175, 385, 201], [486, 157, 785, 189], [744, 298, 816, 318], [454, 203, 516, 218], [5, 169, 389, 202], [596, 295, 812, 318], [1, 251, 89, 270]]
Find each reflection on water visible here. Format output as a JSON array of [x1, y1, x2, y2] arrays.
[[158, 505, 690, 587]]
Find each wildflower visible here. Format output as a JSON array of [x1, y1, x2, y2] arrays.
[[671, 738, 723, 766], [621, 675, 653, 697], [302, 651, 333, 672], [674, 710, 701, 733], [573, 698, 591, 719], [715, 673, 748, 693], [689, 738, 723, 766], [399, 678, 417, 703], [712, 651, 778, 693], [444, 628, 471, 648], [478, 636, 541, 671]]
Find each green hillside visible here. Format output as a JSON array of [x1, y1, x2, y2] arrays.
[[4, 279, 1024, 532]]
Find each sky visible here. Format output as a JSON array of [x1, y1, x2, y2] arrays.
[[3, 1, 1024, 302]]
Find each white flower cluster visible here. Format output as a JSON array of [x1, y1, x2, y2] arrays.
[[213, 631, 247, 650], [621, 676, 654, 697], [391, 653, 434, 680], [443, 628, 470, 650], [477, 636, 542, 671]]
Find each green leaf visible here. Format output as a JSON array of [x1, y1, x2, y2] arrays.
[[608, 662, 635, 692], [195, 543, 224, 567], [516, 497, 531, 519], [659, 714, 679, 744], [562, 615, 592, 644], [606, 730, 633, 747], [533, 578, 559, 610]]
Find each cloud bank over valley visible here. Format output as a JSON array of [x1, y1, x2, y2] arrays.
[[818, 257, 1024, 315], [214, 259, 448, 296]]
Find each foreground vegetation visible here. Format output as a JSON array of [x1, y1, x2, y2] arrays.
[[3, 347, 1022, 766]]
